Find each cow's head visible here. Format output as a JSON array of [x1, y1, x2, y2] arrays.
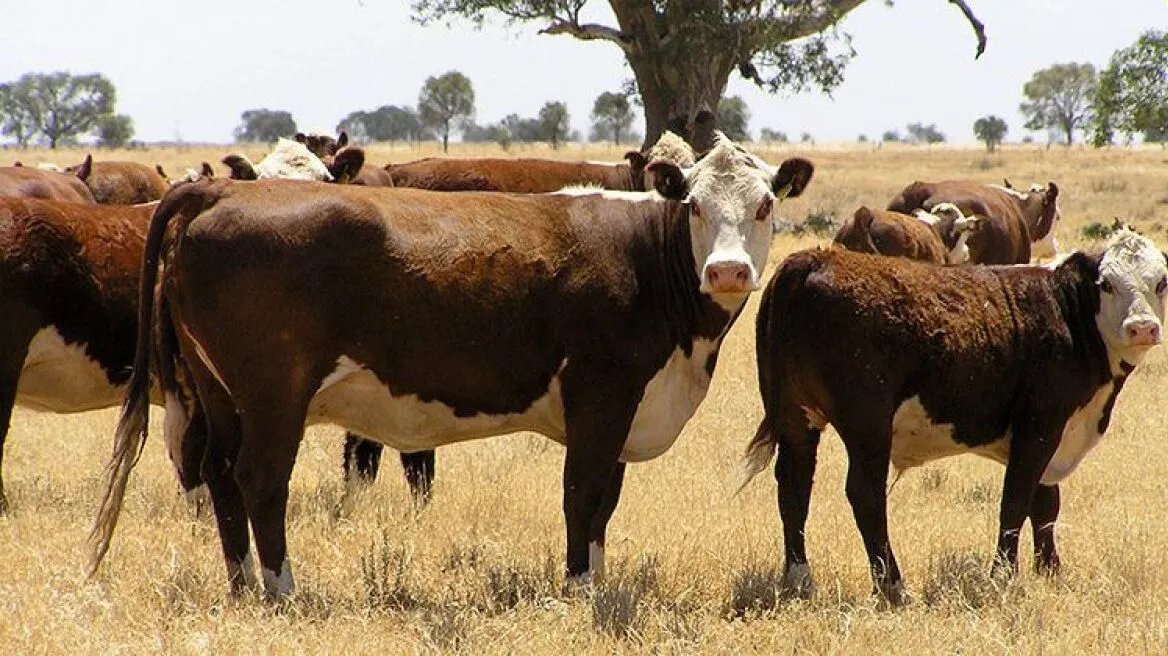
[[294, 130, 349, 158], [915, 202, 983, 265], [647, 133, 813, 304], [1089, 228, 1168, 367]]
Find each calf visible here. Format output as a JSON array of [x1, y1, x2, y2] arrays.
[[66, 155, 169, 204], [740, 230, 1166, 604], [834, 204, 982, 264], [887, 180, 1060, 264], [89, 135, 814, 598], [0, 197, 158, 511], [0, 166, 95, 204]]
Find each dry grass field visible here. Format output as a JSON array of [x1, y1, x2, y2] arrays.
[[1, 143, 1167, 654]]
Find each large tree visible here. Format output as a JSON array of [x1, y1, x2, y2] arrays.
[[1091, 30, 1168, 148], [538, 100, 571, 148], [418, 70, 476, 152], [234, 109, 297, 143], [0, 72, 117, 148], [973, 115, 1007, 152], [411, 1, 986, 150], [0, 77, 40, 147], [1019, 63, 1096, 145], [590, 90, 635, 145]]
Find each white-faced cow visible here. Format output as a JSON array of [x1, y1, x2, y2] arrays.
[[89, 135, 815, 599], [65, 155, 170, 205], [833, 204, 982, 264], [221, 138, 364, 182], [887, 179, 1061, 264], [739, 229, 1166, 604]]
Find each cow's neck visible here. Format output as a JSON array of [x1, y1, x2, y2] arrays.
[[1053, 265, 1115, 388]]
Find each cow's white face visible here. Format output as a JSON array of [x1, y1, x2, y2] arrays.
[[1096, 229, 1168, 368], [664, 136, 812, 308], [255, 138, 334, 181]]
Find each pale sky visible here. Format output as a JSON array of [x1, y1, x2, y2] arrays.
[[2, 0, 1165, 145]]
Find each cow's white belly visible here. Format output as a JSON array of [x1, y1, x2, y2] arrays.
[[620, 338, 717, 462], [889, 396, 1009, 471], [1042, 381, 1115, 485], [309, 356, 567, 452], [16, 327, 123, 413]]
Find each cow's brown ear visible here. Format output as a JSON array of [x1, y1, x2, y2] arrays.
[[155, 164, 168, 179], [222, 154, 257, 180], [74, 154, 93, 181], [13, 161, 22, 167], [294, 132, 307, 144], [329, 148, 364, 184], [200, 162, 215, 178], [1044, 181, 1059, 205], [647, 161, 686, 200], [773, 157, 814, 199], [1003, 177, 1014, 189], [624, 150, 647, 170], [336, 131, 349, 150]]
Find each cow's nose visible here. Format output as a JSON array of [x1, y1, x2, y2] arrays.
[[1125, 319, 1162, 345], [705, 261, 753, 293]]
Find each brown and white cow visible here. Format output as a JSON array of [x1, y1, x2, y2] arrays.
[[386, 154, 645, 192], [833, 204, 982, 264], [0, 165, 96, 204], [66, 155, 169, 205], [89, 135, 814, 598], [739, 230, 1166, 604], [0, 197, 161, 511], [293, 130, 394, 187], [222, 138, 364, 182], [887, 180, 1061, 264]]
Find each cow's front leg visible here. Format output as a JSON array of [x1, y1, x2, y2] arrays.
[[994, 425, 1059, 579], [1030, 483, 1061, 575]]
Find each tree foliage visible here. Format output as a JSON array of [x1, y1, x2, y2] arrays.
[[337, 105, 433, 143], [759, 127, 788, 143], [717, 96, 751, 142], [973, 115, 1007, 152], [95, 113, 134, 148], [234, 109, 297, 143], [418, 70, 476, 152], [0, 77, 40, 147], [410, 0, 987, 149], [1092, 30, 1168, 147], [1019, 62, 1096, 145], [538, 101, 571, 148], [906, 122, 945, 144], [0, 72, 117, 148], [590, 91, 635, 146]]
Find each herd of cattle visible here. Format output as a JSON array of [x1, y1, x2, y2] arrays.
[[0, 129, 1163, 607]]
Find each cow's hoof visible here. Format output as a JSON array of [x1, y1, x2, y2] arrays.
[[781, 562, 816, 599], [563, 572, 595, 597], [876, 580, 911, 608]]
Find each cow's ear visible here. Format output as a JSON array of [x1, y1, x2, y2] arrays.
[[1003, 177, 1014, 189], [12, 161, 21, 167], [773, 157, 814, 199], [336, 131, 349, 150], [647, 161, 686, 200], [200, 162, 215, 179], [222, 154, 257, 180], [1044, 181, 1059, 206], [329, 148, 364, 184], [155, 164, 168, 179], [294, 132, 307, 144], [74, 154, 93, 181]]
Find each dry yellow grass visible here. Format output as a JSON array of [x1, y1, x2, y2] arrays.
[[1, 143, 1168, 654]]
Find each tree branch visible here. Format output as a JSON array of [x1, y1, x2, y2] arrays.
[[947, 0, 987, 59], [539, 20, 630, 49]]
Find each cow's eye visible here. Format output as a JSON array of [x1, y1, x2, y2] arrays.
[[1157, 277, 1167, 295], [1100, 279, 1115, 294], [756, 198, 774, 222], [689, 203, 701, 219]]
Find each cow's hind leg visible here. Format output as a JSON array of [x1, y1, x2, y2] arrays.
[[400, 450, 435, 505], [773, 414, 822, 598], [1030, 483, 1061, 575], [837, 419, 904, 605], [341, 432, 383, 482], [0, 310, 37, 514]]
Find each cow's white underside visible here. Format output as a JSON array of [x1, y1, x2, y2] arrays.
[[16, 327, 122, 413], [309, 338, 717, 462], [886, 388, 1116, 484]]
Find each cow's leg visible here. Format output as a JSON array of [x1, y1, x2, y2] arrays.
[[0, 354, 26, 515], [341, 432, 384, 482], [586, 462, 626, 580], [1030, 483, 1061, 575], [774, 419, 822, 597], [993, 428, 1058, 579], [838, 422, 903, 605], [399, 450, 435, 505], [235, 405, 307, 599]]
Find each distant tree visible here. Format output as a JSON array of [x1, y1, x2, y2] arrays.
[[718, 96, 751, 142], [1021, 135, 1035, 144], [1092, 30, 1168, 147], [0, 77, 39, 147], [418, 70, 475, 152], [759, 128, 788, 143], [906, 122, 945, 144], [800, 132, 814, 144], [94, 113, 134, 148], [338, 105, 431, 143], [857, 134, 868, 143], [538, 101, 570, 149], [590, 91, 635, 146], [501, 114, 542, 143], [234, 109, 296, 143], [1019, 63, 1096, 145], [973, 115, 1008, 152], [881, 129, 902, 143]]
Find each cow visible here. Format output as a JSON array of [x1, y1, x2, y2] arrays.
[[887, 180, 1061, 264], [833, 204, 982, 264], [65, 155, 169, 205], [0, 165, 96, 204], [88, 134, 815, 599], [385, 154, 646, 192], [624, 131, 697, 192], [738, 229, 1167, 605], [221, 138, 364, 182], [294, 130, 349, 159], [0, 197, 159, 511]]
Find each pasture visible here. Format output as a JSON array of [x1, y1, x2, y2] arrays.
[[2, 143, 1168, 653]]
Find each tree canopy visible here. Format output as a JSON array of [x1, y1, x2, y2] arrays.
[[538, 101, 571, 148], [95, 113, 134, 148], [411, 0, 987, 149], [0, 72, 118, 148], [418, 70, 476, 152], [337, 105, 433, 143], [1019, 63, 1096, 145], [973, 115, 1007, 152], [717, 96, 751, 142], [234, 109, 297, 143], [590, 91, 635, 146], [1092, 30, 1168, 147]]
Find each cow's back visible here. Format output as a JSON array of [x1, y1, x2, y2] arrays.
[[387, 158, 629, 192], [86, 162, 169, 204], [833, 207, 947, 263], [0, 167, 95, 204]]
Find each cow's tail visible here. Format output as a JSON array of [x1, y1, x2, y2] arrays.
[[736, 253, 817, 496], [87, 179, 213, 578]]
